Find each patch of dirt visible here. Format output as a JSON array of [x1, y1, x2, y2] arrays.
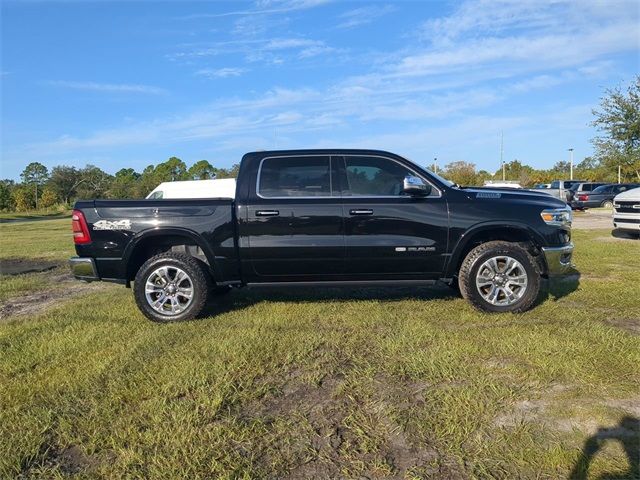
[[234, 363, 461, 479], [0, 258, 59, 275], [20, 440, 113, 477], [0, 271, 108, 321], [602, 317, 640, 335]]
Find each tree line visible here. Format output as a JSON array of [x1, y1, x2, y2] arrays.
[[1, 76, 638, 211], [0, 158, 239, 212]]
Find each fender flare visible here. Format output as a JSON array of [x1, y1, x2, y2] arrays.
[[444, 221, 546, 278], [123, 227, 222, 283]]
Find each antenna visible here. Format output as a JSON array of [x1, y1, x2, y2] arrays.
[[500, 131, 505, 181]]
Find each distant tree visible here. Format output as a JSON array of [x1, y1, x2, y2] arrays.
[[443, 161, 478, 186], [109, 168, 140, 199], [39, 187, 59, 208], [494, 160, 535, 186], [188, 160, 217, 180], [0, 180, 16, 211], [48, 166, 83, 205], [591, 76, 640, 181], [137, 164, 161, 198], [11, 185, 35, 211], [20, 162, 49, 209], [76, 165, 112, 199], [155, 157, 188, 181], [215, 163, 240, 179]]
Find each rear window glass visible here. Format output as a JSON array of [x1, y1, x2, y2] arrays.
[[258, 156, 332, 197]]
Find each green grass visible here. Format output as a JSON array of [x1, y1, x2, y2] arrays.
[[0, 218, 74, 262], [0, 228, 639, 478], [0, 207, 71, 221]]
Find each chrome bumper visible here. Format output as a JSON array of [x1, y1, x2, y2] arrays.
[[541, 243, 575, 276], [69, 257, 99, 281]]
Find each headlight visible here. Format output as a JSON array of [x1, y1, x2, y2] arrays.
[[540, 207, 572, 227]]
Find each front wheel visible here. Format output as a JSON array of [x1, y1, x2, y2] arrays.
[[458, 241, 541, 313], [134, 252, 211, 322]]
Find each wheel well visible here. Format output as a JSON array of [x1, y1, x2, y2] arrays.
[[126, 235, 210, 281], [452, 228, 545, 278]]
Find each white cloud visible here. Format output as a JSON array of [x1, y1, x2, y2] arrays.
[[180, 0, 331, 20], [46, 80, 167, 95], [337, 4, 395, 29], [195, 67, 247, 79]]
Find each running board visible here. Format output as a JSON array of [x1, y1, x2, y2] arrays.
[[246, 279, 438, 288]]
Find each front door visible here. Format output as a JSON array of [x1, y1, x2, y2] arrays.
[[244, 155, 344, 279], [338, 155, 449, 277]]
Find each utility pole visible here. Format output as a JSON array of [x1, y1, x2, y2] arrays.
[[500, 131, 505, 181], [618, 165, 621, 183], [568, 148, 574, 180]]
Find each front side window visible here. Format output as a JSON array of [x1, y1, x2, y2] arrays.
[[344, 156, 415, 196], [258, 156, 331, 197], [551, 181, 560, 189], [149, 191, 163, 199]]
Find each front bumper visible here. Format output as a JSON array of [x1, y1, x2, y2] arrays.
[[69, 257, 99, 282], [541, 243, 575, 276]]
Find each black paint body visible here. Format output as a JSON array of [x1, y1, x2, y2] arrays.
[[74, 149, 570, 285]]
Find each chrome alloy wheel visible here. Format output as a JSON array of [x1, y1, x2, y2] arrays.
[[475, 255, 528, 306], [144, 266, 194, 315]]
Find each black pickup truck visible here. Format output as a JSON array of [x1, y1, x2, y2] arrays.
[[70, 149, 575, 322]]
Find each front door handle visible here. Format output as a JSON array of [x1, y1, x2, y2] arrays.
[[256, 210, 280, 216], [349, 209, 374, 215]]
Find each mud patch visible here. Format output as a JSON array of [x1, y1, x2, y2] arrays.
[[234, 366, 459, 479], [0, 271, 109, 321], [0, 258, 58, 276]]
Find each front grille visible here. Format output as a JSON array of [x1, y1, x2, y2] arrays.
[[613, 217, 640, 224], [614, 201, 640, 214]]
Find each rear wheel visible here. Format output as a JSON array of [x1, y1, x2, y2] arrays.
[[458, 241, 540, 313], [601, 199, 613, 208], [134, 252, 211, 322]]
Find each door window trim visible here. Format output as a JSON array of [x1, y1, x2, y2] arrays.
[[256, 154, 337, 199], [340, 154, 442, 199]]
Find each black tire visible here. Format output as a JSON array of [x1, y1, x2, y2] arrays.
[[458, 241, 541, 313], [134, 252, 211, 322], [601, 200, 613, 208]]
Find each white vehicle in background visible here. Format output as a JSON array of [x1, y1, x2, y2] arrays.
[[146, 178, 236, 199], [613, 186, 640, 236]]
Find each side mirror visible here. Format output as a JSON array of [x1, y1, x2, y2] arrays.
[[403, 175, 431, 196]]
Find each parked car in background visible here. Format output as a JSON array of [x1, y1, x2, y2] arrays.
[[146, 178, 236, 199], [613, 187, 640, 236], [540, 180, 585, 202], [572, 183, 640, 209], [533, 183, 550, 189], [566, 182, 607, 206]]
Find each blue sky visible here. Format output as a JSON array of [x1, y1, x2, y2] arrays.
[[1, 0, 639, 180]]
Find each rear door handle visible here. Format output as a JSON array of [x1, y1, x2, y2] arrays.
[[349, 209, 373, 215], [256, 210, 279, 216]]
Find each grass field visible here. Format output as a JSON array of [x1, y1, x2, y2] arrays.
[[0, 219, 638, 479], [0, 207, 71, 222]]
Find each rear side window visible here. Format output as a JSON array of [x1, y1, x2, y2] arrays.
[[551, 181, 560, 189], [258, 156, 332, 197], [344, 156, 414, 196]]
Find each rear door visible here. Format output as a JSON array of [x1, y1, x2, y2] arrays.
[[337, 155, 449, 277], [243, 155, 344, 279]]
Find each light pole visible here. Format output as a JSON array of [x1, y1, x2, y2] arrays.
[[568, 148, 574, 180], [433, 157, 438, 173]]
